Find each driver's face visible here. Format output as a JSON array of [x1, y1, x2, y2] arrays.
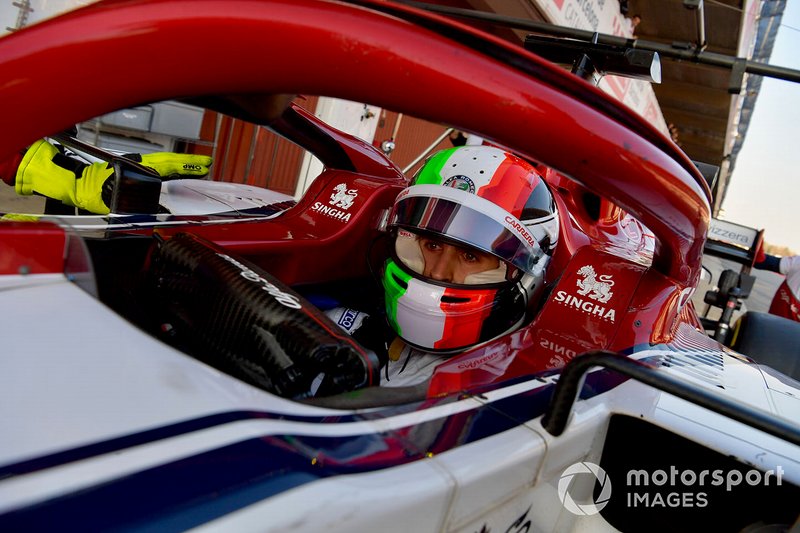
[[419, 237, 499, 284]]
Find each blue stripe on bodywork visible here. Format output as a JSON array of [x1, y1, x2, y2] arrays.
[[0, 369, 630, 531], [0, 409, 363, 480], [0, 438, 320, 531]]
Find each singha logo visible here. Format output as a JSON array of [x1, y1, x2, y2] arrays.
[[329, 183, 358, 210], [575, 265, 614, 303]]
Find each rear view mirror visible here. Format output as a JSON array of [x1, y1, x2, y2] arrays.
[[693, 160, 719, 192], [110, 158, 162, 214]]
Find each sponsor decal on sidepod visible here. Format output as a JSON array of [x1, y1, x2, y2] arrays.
[[554, 265, 617, 322], [311, 183, 359, 222]]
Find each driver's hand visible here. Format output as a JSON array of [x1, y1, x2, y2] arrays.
[[11, 141, 214, 215], [126, 152, 212, 179], [15, 139, 115, 215]]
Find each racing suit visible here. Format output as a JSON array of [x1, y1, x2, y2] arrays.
[[325, 306, 444, 387], [755, 254, 800, 322]]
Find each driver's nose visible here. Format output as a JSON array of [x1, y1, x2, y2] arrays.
[[426, 247, 457, 283]]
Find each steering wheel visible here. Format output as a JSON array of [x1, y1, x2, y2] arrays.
[[0, 0, 709, 287]]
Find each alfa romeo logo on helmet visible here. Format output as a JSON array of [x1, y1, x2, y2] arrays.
[[557, 462, 612, 515], [443, 175, 475, 193]]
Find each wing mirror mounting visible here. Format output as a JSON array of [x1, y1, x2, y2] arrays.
[[109, 158, 162, 214], [692, 160, 719, 192]]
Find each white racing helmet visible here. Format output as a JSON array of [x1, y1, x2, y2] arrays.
[[382, 145, 559, 352]]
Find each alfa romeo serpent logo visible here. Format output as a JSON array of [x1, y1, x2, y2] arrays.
[[443, 174, 475, 193], [557, 461, 612, 515]]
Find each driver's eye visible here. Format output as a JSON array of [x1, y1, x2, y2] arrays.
[[421, 239, 442, 252], [462, 252, 478, 263]]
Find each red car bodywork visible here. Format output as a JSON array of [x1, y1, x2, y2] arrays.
[[0, 0, 712, 396]]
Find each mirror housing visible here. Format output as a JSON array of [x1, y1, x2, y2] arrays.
[[692, 160, 719, 192], [110, 158, 162, 214]]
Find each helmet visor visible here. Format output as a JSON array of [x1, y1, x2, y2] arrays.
[[394, 228, 509, 285], [389, 193, 544, 275]]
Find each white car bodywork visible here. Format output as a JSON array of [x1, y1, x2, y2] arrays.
[[1, 269, 798, 531]]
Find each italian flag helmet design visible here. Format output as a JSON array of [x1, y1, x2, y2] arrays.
[[383, 146, 559, 352]]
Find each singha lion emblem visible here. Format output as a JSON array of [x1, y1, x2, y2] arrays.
[[576, 265, 615, 303], [329, 183, 358, 210]]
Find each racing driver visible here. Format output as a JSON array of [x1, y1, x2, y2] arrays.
[[325, 145, 560, 386]]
